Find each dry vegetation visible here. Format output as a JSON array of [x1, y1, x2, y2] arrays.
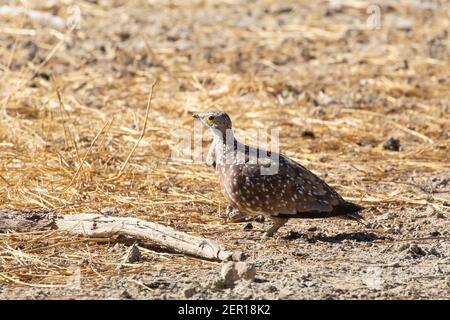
[[0, 0, 449, 299]]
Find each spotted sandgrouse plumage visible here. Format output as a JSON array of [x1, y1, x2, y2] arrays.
[[193, 111, 364, 237]]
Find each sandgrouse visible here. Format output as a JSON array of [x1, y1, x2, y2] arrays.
[[193, 111, 364, 237]]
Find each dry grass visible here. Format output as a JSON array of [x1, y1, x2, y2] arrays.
[[0, 0, 449, 289]]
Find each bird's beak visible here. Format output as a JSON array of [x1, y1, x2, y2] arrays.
[[192, 114, 200, 119]]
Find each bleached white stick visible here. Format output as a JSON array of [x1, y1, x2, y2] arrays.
[[56, 214, 235, 261], [0, 210, 238, 262]]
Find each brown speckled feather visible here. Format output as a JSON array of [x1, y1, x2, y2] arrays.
[[217, 144, 348, 218]]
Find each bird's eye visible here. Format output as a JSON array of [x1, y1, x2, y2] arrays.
[[207, 116, 215, 122]]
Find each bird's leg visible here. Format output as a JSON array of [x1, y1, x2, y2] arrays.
[[264, 216, 289, 237]]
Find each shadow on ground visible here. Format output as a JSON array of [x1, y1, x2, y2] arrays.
[[282, 231, 392, 243]]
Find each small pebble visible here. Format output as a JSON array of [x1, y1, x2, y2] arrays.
[[120, 290, 133, 299], [278, 288, 293, 299], [243, 222, 253, 230], [122, 243, 141, 263], [221, 261, 256, 288], [376, 212, 395, 221], [408, 244, 426, 257], [108, 243, 122, 253], [382, 137, 401, 151], [183, 287, 196, 298], [427, 247, 440, 257], [101, 207, 118, 215], [301, 130, 315, 139]]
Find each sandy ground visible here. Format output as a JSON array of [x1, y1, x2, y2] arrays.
[[1, 203, 449, 299], [0, 0, 449, 299]]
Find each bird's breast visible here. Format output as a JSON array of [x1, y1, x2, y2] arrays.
[[216, 163, 274, 216]]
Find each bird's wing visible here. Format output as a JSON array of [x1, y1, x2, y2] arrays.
[[281, 156, 344, 213], [237, 153, 344, 215]]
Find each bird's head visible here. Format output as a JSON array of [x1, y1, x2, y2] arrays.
[[193, 110, 232, 136]]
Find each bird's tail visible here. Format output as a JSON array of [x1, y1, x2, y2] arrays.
[[333, 201, 366, 224]]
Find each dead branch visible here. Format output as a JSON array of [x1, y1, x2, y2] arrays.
[[0, 209, 239, 262], [0, 209, 57, 232]]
